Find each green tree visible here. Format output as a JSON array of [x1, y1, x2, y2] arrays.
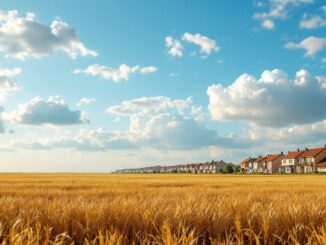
[[223, 164, 234, 174]]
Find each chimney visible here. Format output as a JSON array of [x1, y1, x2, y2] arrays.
[[324, 144, 326, 148], [249, 157, 251, 159], [288, 151, 290, 154], [305, 148, 309, 151], [281, 151, 283, 155], [297, 149, 300, 152]]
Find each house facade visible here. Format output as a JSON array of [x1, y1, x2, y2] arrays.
[[298, 146, 326, 173], [252, 156, 266, 173], [316, 161, 326, 173], [281, 150, 304, 173], [263, 153, 284, 173], [238, 145, 326, 174], [240, 157, 256, 173]]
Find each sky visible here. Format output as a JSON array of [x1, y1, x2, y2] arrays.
[[0, 0, 325, 172]]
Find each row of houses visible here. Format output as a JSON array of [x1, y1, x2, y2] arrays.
[[240, 145, 326, 174], [115, 160, 230, 174]]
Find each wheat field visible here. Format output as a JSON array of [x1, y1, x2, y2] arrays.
[[1, 174, 326, 244]]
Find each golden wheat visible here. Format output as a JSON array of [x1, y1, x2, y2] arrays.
[[0, 174, 326, 244]]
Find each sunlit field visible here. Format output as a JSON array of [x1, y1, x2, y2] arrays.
[[1, 174, 326, 244]]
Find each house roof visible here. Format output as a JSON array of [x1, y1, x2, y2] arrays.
[[316, 161, 326, 168], [240, 157, 256, 165], [300, 147, 326, 158], [284, 150, 304, 159], [254, 156, 266, 163], [265, 154, 283, 161]]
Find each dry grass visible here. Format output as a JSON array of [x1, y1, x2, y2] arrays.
[[0, 174, 326, 244]]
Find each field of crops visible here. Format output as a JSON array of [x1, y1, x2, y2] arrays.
[[1, 174, 326, 244]]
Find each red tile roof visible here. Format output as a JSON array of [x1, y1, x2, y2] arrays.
[[240, 158, 256, 165], [254, 156, 266, 163], [300, 147, 325, 158], [284, 150, 304, 159], [316, 161, 326, 168], [265, 154, 283, 161]]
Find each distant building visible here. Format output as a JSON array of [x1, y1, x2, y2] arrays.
[[239, 144, 326, 174], [115, 160, 229, 174], [298, 146, 326, 173], [281, 150, 304, 173]]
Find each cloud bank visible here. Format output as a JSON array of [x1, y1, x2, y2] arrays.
[[12, 96, 250, 151]]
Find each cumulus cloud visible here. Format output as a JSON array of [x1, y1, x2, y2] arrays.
[[15, 96, 250, 152], [300, 14, 326, 29], [105, 96, 248, 150], [285, 36, 326, 57], [0, 10, 97, 60], [6, 96, 88, 126], [165, 36, 183, 57], [182, 33, 220, 56], [207, 69, 326, 128], [74, 64, 157, 82], [76, 97, 96, 107], [0, 67, 21, 100], [254, 0, 314, 29]]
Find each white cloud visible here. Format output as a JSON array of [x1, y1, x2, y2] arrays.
[[165, 36, 183, 57], [268, 120, 326, 144], [105, 96, 249, 150], [6, 96, 88, 126], [191, 106, 205, 122], [262, 19, 275, 29], [0, 10, 97, 60], [11, 95, 250, 152], [0, 67, 22, 133], [254, 0, 314, 29], [285, 36, 326, 57], [300, 14, 326, 29], [106, 96, 192, 116], [0, 67, 21, 100], [139, 66, 157, 74], [182, 33, 219, 56], [207, 69, 326, 127], [74, 64, 157, 82], [76, 97, 96, 107], [246, 119, 326, 149], [17, 96, 249, 152]]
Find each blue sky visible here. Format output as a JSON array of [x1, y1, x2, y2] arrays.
[[0, 0, 325, 172]]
